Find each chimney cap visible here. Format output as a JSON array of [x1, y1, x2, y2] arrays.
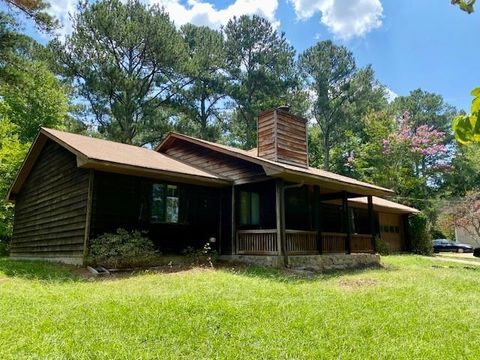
[[277, 105, 290, 112]]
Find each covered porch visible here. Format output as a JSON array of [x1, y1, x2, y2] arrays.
[[231, 179, 377, 264]]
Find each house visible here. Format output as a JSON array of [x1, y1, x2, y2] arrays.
[[6, 107, 418, 269]]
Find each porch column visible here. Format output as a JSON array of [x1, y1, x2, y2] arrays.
[[313, 185, 322, 254], [368, 195, 376, 253], [231, 186, 236, 255], [342, 191, 351, 254], [275, 179, 287, 266]]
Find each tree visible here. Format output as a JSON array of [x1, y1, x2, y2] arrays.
[[0, 61, 69, 142], [172, 24, 227, 140], [390, 89, 457, 134], [441, 191, 480, 246], [299, 40, 369, 170], [51, 0, 187, 145], [327, 65, 388, 174], [1, 0, 58, 32], [0, 116, 29, 239], [441, 142, 480, 196], [224, 15, 297, 148]]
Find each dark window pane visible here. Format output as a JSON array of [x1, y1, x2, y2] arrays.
[[251, 192, 260, 225], [151, 183, 166, 223]]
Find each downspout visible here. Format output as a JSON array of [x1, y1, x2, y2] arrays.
[[281, 182, 305, 267]]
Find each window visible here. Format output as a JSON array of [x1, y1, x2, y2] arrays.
[[239, 191, 260, 226], [151, 183, 180, 223]]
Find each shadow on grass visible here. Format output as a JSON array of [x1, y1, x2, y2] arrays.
[[0, 257, 82, 282], [218, 262, 390, 284], [0, 256, 397, 284]]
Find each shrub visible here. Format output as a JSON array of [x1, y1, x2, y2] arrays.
[[375, 235, 390, 255], [88, 228, 158, 268], [408, 212, 433, 255], [182, 242, 218, 267], [0, 238, 9, 256]]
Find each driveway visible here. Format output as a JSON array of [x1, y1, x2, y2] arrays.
[[428, 252, 480, 266]]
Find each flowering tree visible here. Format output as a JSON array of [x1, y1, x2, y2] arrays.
[[383, 111, 449, 174], [440, 191, 480, 246], [380, 111, 451, 205]]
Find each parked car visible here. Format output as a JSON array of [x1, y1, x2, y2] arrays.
[[433, 239, 474, 253]]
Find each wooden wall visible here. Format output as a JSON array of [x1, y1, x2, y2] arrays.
[[90, 171, 230, 254], [257, 109, 309, 168], [10, 140, 90, 263], [379, 212, 405, 252], [164, 140, 268, 184]]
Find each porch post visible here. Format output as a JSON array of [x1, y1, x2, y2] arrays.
[[275, 179, 287, 266], [313, 185, 322, 254], [342, 191, 351, 254], [368, 195, 376, 253], [231, 186, 236, 255]]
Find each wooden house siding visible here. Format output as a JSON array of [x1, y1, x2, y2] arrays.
[[164, 140, 268, 184], [257, 109, 309, 168], [10, 140, 89, 262]]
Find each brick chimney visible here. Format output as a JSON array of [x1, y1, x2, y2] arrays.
[[257, 107, 309, 168]]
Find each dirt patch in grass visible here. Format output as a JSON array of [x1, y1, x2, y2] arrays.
[[338, 278, 379, 289]]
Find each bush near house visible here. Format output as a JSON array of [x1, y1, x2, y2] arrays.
[[0, 238, 9, 257], [88, 228, 158, 268], [408, 212, 433, 255]]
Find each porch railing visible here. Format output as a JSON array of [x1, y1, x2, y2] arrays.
[[236, 230, 374, 255], [236, 230, 278, 255], [320, 232, 347, 253], [286, 230, 318, 255], [351, 234, 374, 253]]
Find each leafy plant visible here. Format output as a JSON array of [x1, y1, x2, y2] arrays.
[[0, 238, 9, 256], [182, 242, 218, 267], [452, 88, 480, 144], [408, 213, 433, 255], [88, 228, 158, 268], [374, 235, 390, 255]]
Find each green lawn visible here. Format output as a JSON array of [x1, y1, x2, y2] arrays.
[[1, 256, 479, 359]]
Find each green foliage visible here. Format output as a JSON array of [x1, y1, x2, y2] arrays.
[[0, 62, 69, 142], [452, 0, 476, 13], [52, 0, 186, 145], [0, 238, 9, 256], [88, 228, 158, 268], [408, 213, 433, 255], [374, 235, 390, 256], [1, 0, 59, 32], [452, 87, 480, 144], [224, 15, 298, 148], [0, 118, 29, 239], [182, 242, 218, 267], [171, 24, 226, 141], [299, 41, 387, 170]]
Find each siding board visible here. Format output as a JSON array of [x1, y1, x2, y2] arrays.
[[10, 140, 89, 263]]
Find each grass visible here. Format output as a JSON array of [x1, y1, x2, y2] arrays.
[[1, 255, 480, 359]]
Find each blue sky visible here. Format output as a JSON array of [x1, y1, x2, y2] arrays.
[[7, 0, 480, 111]]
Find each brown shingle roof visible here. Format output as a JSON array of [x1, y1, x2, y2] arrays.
[[158, 132, 393, 196], [350, 196, 419, 214], [42, 128, 224, 180], [7, 128, 228, 200]]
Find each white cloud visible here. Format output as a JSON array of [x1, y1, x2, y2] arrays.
[[289, 0, 383, 40], [46, 0, 77, 38], [385, 87, 398, 103], [149, 0, 279, 29], [45, 0, 279, 39]]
